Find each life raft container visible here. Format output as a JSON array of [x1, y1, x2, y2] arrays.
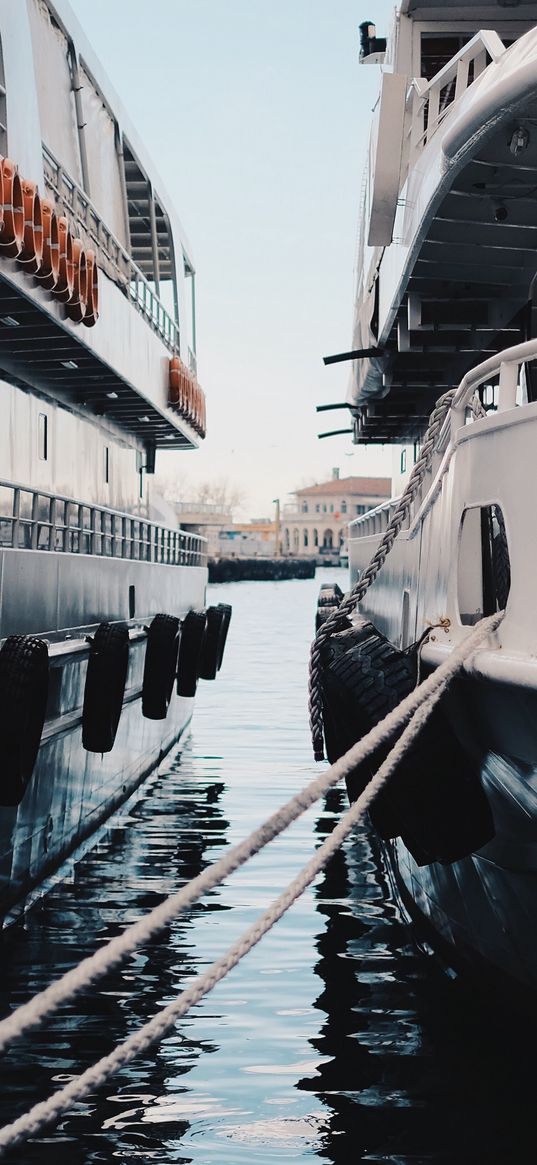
[[82, 622, 129, 752], [199, 604, 232, 680], [177, 610, 207, 696], [0, 635, 49, 805], [320, 614, 495, 866], [142, 613, 180, 719]]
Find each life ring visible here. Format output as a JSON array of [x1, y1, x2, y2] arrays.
[[18, 180, 43, 274], [35, 198, 60, 290], [320, 615, 494, 865], [142, 613, 180, 719], [82, 621, 129, 753], [65, 236, 88, 323], [53, 216, 74, 302], [0, 159, 24, 258], [0, 635, 49, 806], [177, 610, 207, 696], [82, 248, 99, 326]]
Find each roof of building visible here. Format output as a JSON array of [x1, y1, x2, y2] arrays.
[[295, 475, 392, 498]]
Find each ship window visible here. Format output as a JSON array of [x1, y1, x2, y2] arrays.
[[38, 413, 48, 461], [104, 446, 110, 483], [400, 449, 407, 473], [123, 141, 179, 327], [458, 504, 511, 625]]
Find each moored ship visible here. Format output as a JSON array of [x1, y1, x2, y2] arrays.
[[0, 0, 229, 921], [320, 1, 537, 1001]]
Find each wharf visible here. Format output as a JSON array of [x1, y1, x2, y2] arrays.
[[208, 557, 315, 582]]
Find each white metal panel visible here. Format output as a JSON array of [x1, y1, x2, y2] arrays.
[[367, 73, 409, 247], [79, 65, 127, 247], [28, 0, 83, 184]]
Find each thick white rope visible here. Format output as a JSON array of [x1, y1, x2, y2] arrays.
[[0, 611, 501, 1155]]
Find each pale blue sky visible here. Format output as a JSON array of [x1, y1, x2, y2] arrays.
[[71, 0, 396, 515]]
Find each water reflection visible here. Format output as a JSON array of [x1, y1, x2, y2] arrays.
[[0, 572, 534, 1163]]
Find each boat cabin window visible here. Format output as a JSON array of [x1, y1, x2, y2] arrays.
[[123, 141, 179, 326], [420, 35, 470, 81], [458, 504, 511, 625], [104, 446, 110, 484], [38, 413, 48, 462]]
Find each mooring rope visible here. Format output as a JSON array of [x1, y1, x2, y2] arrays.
[[0, 611, 501, 1155], [307, 386, 492, 761]]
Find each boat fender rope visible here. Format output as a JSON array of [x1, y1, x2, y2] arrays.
[[0, 612, 502, 1156]]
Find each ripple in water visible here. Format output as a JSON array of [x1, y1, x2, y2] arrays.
[[0, 570, 534, 1163]]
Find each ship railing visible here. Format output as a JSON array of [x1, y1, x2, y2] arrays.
[[0, 480, 207, 566], [351, 338, 537, 541], [404, 30, 505, 174], [42, 145, 180, 354]]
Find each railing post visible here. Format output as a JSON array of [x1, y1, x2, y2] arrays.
[[31, 493, 39, 550], [498, 361, 518, 412], [50, 497, 57, 551], [12, 488, 20, 549]]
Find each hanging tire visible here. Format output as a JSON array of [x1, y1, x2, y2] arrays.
[[315, 582, 344, 631], [82, 622, 129, 752], [199, 605, 232, 680], [142, 613, 180, 720], [215, 603, 232, 671], [0, 635, 49, 806], [177, 610, 207, 697], [320, 616, 494, 866]]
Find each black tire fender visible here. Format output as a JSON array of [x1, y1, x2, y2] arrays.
[[177, 610, 207, 697], [142, 614, 180, 720], [82, 622, 129, 752], [0, 635, 49, 806], [199, 605, 232, 680], [215, 603, 232, 671]]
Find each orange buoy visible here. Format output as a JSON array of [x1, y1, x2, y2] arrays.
[[0, 159, 24, 258], [82, 248, 99, 326], [65, 237, 87, 323], [53, 217, 74, 303], [18, 180, 43, 274], [35, 198, 60, 290]]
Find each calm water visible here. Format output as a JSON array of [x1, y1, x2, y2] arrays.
[[0, 569, 534, 1163]]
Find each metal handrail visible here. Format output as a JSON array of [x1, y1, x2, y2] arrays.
[[0, 479, 207, 566], [405, 29, 505, 168], [42, 145, 180, 354]]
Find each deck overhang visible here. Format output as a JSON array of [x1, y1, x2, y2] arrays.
[[0, 270, 196, 451]]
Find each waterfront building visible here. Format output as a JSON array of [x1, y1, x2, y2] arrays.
[[282, 469, 391, 560]]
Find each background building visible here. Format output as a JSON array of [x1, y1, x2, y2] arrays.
[[281, 469, 391, 561]]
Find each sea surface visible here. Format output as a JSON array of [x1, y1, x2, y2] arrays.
[[0, 569, 533, 1164]]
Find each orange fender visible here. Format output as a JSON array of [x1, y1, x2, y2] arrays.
[[35, 198, 60, 290], [0, 159, 23, 258], [18, 180, 43, 274], [65, 237, 88, 323], [82, 248, 99, 326], [53, 217, 74, 302]]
